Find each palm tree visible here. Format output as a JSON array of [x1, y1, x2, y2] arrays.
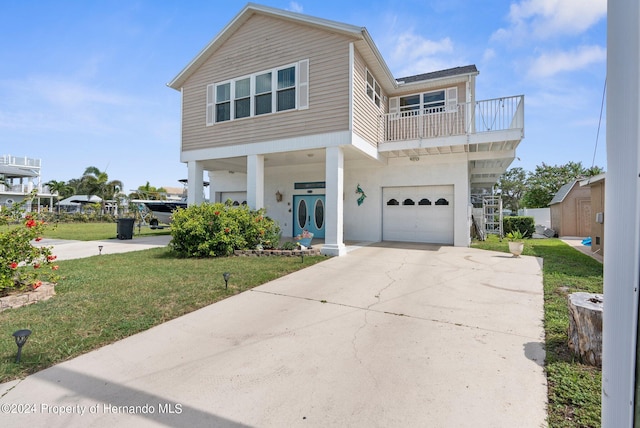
[[81, 166, 124, 215], [45, 180, 73, 214]]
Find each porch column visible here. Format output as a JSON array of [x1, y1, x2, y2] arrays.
[[247, 154, 264, 210], [187, 161, 204, 205], [321, 146, 346, 256]]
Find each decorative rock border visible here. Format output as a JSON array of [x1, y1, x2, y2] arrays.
[[234, 248, 321, 257], [0, 282, 56, 312]]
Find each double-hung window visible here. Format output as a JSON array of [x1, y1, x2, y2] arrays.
[[206, 60, 309, 125], [254, 72, 272, 116], [277, 66, 296, 111], [234, 78, 250, 119], [366, 69, 381, 107], [215, 83, 231, 122]]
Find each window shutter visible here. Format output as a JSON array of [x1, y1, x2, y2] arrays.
[[206, 84, 215, 125], [446, 87, 458, 112], [297, 59, 309, 110], [389, 97, 399, 116]]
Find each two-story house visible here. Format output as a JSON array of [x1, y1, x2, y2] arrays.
[[0, 155, 56, 211], [168, 3, 524, 256]]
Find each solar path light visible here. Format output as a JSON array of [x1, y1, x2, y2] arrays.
[[12, 329, 31, 363], [223, 272, 231, 289]]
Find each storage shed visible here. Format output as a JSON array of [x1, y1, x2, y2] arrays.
[[549, 180, 591, 237]]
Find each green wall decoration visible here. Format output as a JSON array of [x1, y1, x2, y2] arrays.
[[356, 184, 367, 206]]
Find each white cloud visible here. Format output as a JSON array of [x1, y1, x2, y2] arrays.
[[386, 31, 465, 77], [0, 75, 137, 134], [287, 2, 303, 13], [493, 0, 606, 42], [528, 45, 606, 78]]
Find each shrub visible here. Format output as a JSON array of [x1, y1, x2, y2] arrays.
[[503, 216, 535, 238], [0, 193, 59, 295], [169, 202, 281, 257]]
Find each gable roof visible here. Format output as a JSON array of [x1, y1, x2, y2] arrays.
[[397, 65, 479, 84], [168, 3, 394, 90], [167, 3, 478, 95], [549, 181, 578, 205]]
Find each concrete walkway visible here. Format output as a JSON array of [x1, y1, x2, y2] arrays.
[[1, 242, 547, 427], [34, 235, 173, 261]]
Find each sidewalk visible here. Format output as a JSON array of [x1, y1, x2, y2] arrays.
[[560, 237, 603, 263], [35, 235, 173, 261]]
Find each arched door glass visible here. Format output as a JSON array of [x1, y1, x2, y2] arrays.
[[297, 199, 307, 229], [314, 199, 324, 229]]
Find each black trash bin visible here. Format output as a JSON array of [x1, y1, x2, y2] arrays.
[[116, 218, 135, 240]]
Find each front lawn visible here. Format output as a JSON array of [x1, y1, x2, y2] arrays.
[[0, 248, 326, 383], [472, 236, 602, 428], [40, 222, 170, 241]]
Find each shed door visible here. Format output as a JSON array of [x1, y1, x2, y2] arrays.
[[382, 186, 454, 244]]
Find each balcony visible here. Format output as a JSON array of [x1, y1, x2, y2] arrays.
[[0, 183, 54, 195], [380, 95, 524, 150]]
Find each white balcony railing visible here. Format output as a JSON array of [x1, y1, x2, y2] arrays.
[[0, 155, 42, 169], [382, 95, 524, 143], [0, 183, 54, 195]]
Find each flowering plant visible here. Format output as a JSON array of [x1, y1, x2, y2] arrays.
[[294, 230, 313, 241], [0, 192, 59, 296]]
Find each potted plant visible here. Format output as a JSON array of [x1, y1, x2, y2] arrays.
[[505, 229, 525, 257]]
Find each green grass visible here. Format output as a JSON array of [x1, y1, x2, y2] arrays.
[[0, 248, 326, 383], [40, 222, 171, 241], [472, 235, 602, 428]]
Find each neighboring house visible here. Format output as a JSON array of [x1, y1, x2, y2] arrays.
[[0, 155, 56, 211], [56, 195, 103, 213], [167, 4, 525, 255], [580, 173, 605, 256], [549, 180, 591, 237]]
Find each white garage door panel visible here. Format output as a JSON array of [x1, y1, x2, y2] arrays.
[[383, 186, 454, 244]]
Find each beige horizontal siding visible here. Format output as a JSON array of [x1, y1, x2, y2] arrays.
[[352, 47, 386, 147], [181, 14, 355, 152]]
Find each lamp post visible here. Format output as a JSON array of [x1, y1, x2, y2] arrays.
[[222, 272, 230, 289], [12, 329, 31, 363]]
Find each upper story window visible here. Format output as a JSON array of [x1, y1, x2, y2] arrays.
[[206, 59, 309, 125], [390, 87, 458, 117], [366, 69, 381, 107]]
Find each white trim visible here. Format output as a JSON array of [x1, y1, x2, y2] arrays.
[[210, 61, 304, 124], [349, 43, 354, 132], [180, 130, 352, 162]]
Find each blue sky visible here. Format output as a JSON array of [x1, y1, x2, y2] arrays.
[[0, 0, 607, 193]]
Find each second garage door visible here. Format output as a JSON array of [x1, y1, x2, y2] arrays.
[[382, 185, 454, 244]]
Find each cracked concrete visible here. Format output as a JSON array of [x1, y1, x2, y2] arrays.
[[0, 242, 546, 427]]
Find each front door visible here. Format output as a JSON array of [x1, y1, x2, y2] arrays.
[[293, 195, 325, 238]]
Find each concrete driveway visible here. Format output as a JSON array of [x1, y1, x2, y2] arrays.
[[1, 242, 546, 427]]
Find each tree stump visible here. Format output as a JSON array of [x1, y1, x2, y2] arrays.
[[567, 292, 603, 367]]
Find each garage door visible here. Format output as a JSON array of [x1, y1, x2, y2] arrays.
[[382, 185, 454, 244]]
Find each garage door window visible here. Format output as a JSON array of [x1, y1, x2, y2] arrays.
[[402, 198, 415, 205], [387, 199, 399, 206], [418, 198, 431, 206], [435, 198, 449, 206]]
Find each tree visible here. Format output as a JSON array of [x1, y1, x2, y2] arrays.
[[521, 162, 604, 208], [45, 180, 73, 214], [81, 166, 124, 214], [494, 167, 527, 213], [129, 182, 167, 200]]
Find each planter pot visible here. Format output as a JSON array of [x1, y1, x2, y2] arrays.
[[508, 241, 524, 257]]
